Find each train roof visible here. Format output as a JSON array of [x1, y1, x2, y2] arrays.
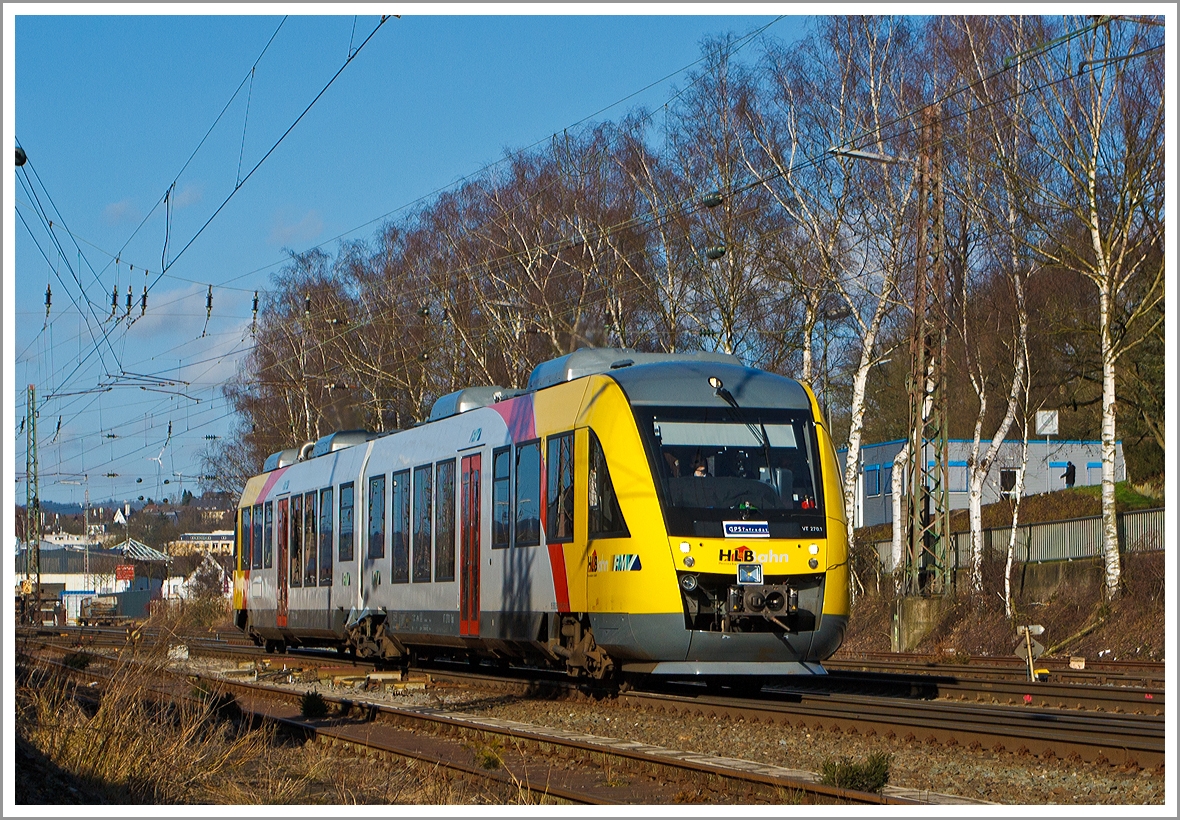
[[606, 358, 812, 410]]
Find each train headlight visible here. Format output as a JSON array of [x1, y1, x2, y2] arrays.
[[680, 574, 698, 592], [683, 555, 695, 568], [808, 557, 819, 569]]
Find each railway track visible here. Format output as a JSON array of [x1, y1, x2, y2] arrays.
[[17, 649, 919, 805], [20, 627, 1165, 770]]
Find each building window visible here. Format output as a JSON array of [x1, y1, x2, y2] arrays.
[[588, 429, 628, 538], [391, 470, 410, 583], [865, 466, 881, 498], [368, 475, 386, 561], [492, 447, 511, 549], [883, 465, 893, 495], [1000, 469, 1017, 495], [949, 463, 968, 493], [546, 433, 575, 544], [338, 482, 354, 563], [435, 460, 456, 581], [413, 465, 432, 582], [515, 441, 541, 547], [319, 487, 333, 587]]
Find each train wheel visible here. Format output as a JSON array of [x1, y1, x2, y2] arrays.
[[264, 639, 275, 654]]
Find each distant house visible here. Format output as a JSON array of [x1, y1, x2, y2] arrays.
[[192, 491, 235, 527], [840, 438, 1125, 529], [169, 530, 234, 557], [162, 553, 232, 601]]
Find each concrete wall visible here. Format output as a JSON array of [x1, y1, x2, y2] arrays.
[[888, 556, 1107, 651]]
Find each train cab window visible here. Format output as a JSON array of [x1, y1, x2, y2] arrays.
[[239, 507, 251, 571], [588, 429, 629, 539], [263, 501, 273, 568], [639, 406, 824, 537], [368, 475, 386, 560], [492, 447, 511, 549], [290, 493, 303, 588], [545, 433, 574, 544], [515, 440, 541, 547], [319, 487, 333, 586], [252, 503, 263, 569], [391, 470, 410, 583], [338, 482, 354, 563], [303, 491, 317, 587], [435, 460, 456, 581], [412, 465, 432, 582]]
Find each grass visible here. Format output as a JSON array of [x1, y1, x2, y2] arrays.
[[14, 639, 540, 804], [819, 752, 892, 793]]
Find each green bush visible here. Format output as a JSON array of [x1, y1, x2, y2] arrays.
[[819, 751, 892, 793], [62, 651, 93, 670], [300, 690, 329, 719]]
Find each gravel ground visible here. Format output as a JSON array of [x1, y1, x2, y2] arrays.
[[187, 657, 1164, 806]]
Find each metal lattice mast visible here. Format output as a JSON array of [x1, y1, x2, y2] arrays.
[[25, 384, 42, 621], [905, 106, 951, 595]]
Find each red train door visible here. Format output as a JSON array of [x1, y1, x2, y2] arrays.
[[460, 454, 481, 636], [276, 497, 289, 628]]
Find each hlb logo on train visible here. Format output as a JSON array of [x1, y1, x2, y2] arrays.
[[723, 520, 770, 538], [719, 546, 756, 563]]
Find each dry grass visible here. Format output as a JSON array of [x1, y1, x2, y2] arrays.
[[839, 551, 1165, 661], [14, 643, 547, 805]]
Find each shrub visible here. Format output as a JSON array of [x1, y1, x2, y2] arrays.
[[300, 690, 329, 719], [62, 652, 93, 671], [819, 751, 892, 793]]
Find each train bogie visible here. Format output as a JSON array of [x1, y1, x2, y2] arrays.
[[233, 348, 851, 683]]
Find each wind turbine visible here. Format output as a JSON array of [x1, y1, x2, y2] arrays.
[[146, 421, 172, 502]]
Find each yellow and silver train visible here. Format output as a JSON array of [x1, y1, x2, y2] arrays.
[[232, 348, 849, 683]]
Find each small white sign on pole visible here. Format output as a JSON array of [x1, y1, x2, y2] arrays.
[[1035, 409, 1058, 436]]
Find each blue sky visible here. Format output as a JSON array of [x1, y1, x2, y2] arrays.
[[8, 9, 807, 507]]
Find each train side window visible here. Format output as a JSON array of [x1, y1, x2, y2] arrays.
[[589, 429, 629, 539], [338, 482, 355, 563], [412, 465, 432, 582], [435, 459, 456, 581], [263, 501, 273, 568], [545, 432, 574, 544], [290, 493, 303, 588], [515, 440, 541, 547], [319, 487, 333, 587], [252, 503, 263, 569], [303, 491, 317, 587], [239, 507, 251, 571], [492, 447, 511, 549], [368, 475, 386, 560], [391, 470, 410, 583]]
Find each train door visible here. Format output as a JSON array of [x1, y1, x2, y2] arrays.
[[276, 497, 289, 628], [460, 453, 481, 636]]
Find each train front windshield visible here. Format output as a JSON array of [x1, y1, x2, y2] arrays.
[[637, 406, 825, 537]]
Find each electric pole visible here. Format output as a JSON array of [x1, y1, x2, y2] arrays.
[[905, 105, 952, 596], [25, 385, 42, 623]]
